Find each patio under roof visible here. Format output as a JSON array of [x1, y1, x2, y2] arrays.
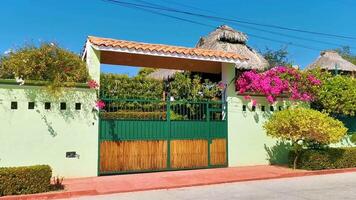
[[83, 36, 248, 74]]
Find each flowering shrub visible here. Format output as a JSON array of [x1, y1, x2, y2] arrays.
[[264, 107, 347, 169], [236, 66, 321, 104]]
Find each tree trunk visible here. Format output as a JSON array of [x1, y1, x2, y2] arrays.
[[292, 140, 302, 170], [293, 152, 299, 170]]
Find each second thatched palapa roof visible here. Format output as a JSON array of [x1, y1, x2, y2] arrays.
[[147, 69, 183, 80], [196, 25, 269, 70], [306, 51, 356, 72]]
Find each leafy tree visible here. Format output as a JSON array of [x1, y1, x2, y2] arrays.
[[309, 69, 356, 116], [263, 107, 347, 169], [261, 47, 293, 69], [335, 46, 356, 65], [100, 73, 163, 99], [137, 67, 156, 78], [100, 72, 221, 101], [0, 43, 88, 84], [169, 72, 220, 101]]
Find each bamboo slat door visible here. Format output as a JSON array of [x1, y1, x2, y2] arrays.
[[98, 99, 228, 175]]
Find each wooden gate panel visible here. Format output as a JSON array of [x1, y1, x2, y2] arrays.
[[170, 139, 208, 169], [100, 140, 167, 172], [210, 139, 227, 166]]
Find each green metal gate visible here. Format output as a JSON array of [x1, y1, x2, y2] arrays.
[[98, 99, 228, 175]]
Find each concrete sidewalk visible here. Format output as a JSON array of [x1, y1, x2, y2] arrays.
[[2, 165, 356, 200], [77, 172, 356, 200]]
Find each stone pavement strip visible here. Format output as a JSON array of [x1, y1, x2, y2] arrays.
[[2, 165, 356, 200]]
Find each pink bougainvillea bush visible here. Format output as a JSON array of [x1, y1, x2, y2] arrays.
[[235, 66, 321, 104]]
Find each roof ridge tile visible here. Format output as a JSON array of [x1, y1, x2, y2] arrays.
[[88, 36, 248, 61]]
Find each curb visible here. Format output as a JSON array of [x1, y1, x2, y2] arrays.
[[0, 190, 98, 200], [299, 167, 356, 176], [1, 167, 356, 200]]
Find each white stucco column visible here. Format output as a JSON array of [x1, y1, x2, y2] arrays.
[[85, 43, 101, 83], [221, 62, 240, 166]]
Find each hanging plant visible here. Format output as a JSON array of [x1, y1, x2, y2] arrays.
[[235, 66, 321, 104], [86, 79, 105, 112]]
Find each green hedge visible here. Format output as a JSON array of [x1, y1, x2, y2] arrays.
[[0, 165, 52, 196], [290, 148, 356, 170], [0, 79, 88, 88], [100, 111, 166, 120]]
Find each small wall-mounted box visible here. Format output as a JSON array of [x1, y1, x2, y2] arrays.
[[66, 151, 79, 158]]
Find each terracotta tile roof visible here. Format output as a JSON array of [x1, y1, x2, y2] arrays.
[[88, 36, 247, 61]]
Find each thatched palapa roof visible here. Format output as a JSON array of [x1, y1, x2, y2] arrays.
[[306, 51, 356, 72], [148, 25, 268, 80], [196, 25, 269, 70], [147, 69, 182, 80]]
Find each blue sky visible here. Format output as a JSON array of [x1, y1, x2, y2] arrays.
[[1, 0, 355, 76]]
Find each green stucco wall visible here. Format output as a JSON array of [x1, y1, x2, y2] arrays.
[[222, 63, 291, 166], [0, 84, 98, 178], [226, 95, 291, 166]]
